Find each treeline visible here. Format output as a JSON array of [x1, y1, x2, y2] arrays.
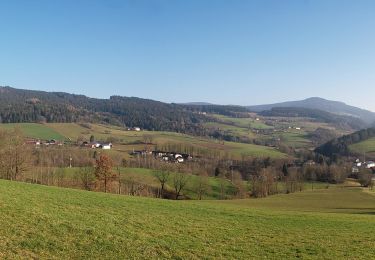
[[315, 127, 375, 159], [181, 104, 250, 117], [0, 86, 207, 134], [260, 107, 367, 130]]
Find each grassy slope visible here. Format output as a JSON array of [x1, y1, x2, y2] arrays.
[[48, 123, 286, 159], [0, 180, 374, 259], [0, 123, 65, 140], [211, 114, 273, 129], [279, 131, 312, 148], [350, 137, 375, 157], [0, 122, 286, 159], [63, 167, 236, 200]]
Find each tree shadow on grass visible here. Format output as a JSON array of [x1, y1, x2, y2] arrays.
[[333, 208, 375, 215]]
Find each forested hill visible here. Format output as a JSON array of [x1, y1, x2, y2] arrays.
[[315, 127, 375, 159], [179, 104, 249, 117], [0, 86, 207, 133], [248, 97, 375, 124], [259, 107, 367, 131]]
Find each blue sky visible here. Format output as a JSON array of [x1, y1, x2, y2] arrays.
[[1, 0, 375, 111]]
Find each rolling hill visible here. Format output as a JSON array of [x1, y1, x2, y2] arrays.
[[259, 107, 367, 131], [248, 97, 375, 124], [0, 86, 206, 134]]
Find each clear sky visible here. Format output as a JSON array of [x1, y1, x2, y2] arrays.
[[1, 0, 375, 111]]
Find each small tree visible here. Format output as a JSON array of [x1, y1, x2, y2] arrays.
[[358, 169, 373, 187], [303, 166, 317, 190], [194, 172, 211, 200], [232, 171, 246, 198], [154, 168, 170, 198], [282, 163, 288, 177], [95, 154, 115, 192], [78, 167, 95, 191], [90, 135, 95, 143], [173, 172, 190, 200]]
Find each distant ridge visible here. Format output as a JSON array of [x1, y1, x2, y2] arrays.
[[179, 102, 216, 106], [247, 97, 375, 124]]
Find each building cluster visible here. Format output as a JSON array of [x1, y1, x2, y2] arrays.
[[130, 150, 192, 163], [25, 139, 63, 147], [126, 127, 141, 131], [81, 142, 113, 150], [352, 159, 375, 173], [25, 139, 113, 150]]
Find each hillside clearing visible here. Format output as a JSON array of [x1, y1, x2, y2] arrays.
[[0, 123, 66, 140], [350, 137, 375, 158]]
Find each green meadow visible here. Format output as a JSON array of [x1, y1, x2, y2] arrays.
[[0, 123, 66, 140], [54, 123, 286, 158], [211, 114, 273, 129], [350, 137, 375, 158], [0, 180, 374, 259]]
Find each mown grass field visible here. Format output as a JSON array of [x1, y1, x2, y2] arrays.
[[0, 180, 374, 259], [278, 131, 312, 148], [0, 123, 65, 140], [350, 137, 375, 158]]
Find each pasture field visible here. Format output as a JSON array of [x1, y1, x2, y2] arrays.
[[211, 114, 273, 129], [48, 123, 287, 159], [203, 122, 256, 139], [278, 131, 312, 148], [0, 123, 66, 140], [0, 180, 374, 259], [62, 167, 237, 200], [0, 123, 286, 159], [350, 137, 375, 158]]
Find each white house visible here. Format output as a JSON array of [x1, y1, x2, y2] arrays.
[[365, 161, 375, 169], [134, 127, 141, 131], [101, 143, 112, 150]]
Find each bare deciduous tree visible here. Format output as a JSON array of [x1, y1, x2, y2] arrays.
[[154, 167, 170, 198], [194, 172, 211, 200], [95, 154, 116, 192], [173, 172, 190, 200]]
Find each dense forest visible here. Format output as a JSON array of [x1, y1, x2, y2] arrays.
[[0, 87, 209, 133], [315, 127, 375, 159], [0, 87, 257, 134], [259, 107, 367, 130]]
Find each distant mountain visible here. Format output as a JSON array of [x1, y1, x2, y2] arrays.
[[179, 102, 215, 106], [259, 107, 367, 131], [315, 127, 375, 159], [248, 97, 375, 124]]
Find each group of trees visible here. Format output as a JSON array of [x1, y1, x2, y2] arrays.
[[0, 128, 30, 180]]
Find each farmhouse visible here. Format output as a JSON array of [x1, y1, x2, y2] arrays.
[[151, 150, 191, 163], [100, 143, 112, 150], [365, 161, 375, 169]]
